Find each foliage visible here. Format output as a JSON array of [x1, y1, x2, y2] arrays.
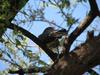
[[0, 0, 100, 75]]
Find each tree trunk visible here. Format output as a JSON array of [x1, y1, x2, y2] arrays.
[[46, 33, 100, 75]]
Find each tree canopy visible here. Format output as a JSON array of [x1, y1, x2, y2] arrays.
[[0, 0, 100, 75]]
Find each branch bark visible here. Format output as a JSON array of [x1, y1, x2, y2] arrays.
[[63, 0, 99, 54], [8, 32, 100, 75], [6, 24, 57, 61], [88, 69, 99, 75], [9, 66, 48, 74], [46, 32, 100, 75]]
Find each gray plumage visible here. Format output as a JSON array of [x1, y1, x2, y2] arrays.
[[38, 27, 67, 43], [38, 27, 67, 50]]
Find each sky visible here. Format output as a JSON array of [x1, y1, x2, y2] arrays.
[[0, 0, 100, 75]]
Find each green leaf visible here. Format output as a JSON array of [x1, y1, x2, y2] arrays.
[[38, 60, 48, 66], [15, 39, 21, 46], [67, 14, 78, 25], [59, 0, 70, 9]]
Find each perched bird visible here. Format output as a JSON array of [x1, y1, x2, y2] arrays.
[[39, 27, 57, 43], [38, 27, 67, 50]]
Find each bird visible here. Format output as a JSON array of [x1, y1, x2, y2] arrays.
[[38, 27, 67, 50], [38, 27, 57, 43]]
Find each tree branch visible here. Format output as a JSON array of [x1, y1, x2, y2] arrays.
[[9, 32, 100, 75], [88, 69, 99, 75], [46, 33, 100, 75], [63, 0, 99, 53], [9, 66, 48, 74], [89, 0, 99, 13], [0, 23, 57, 61]]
